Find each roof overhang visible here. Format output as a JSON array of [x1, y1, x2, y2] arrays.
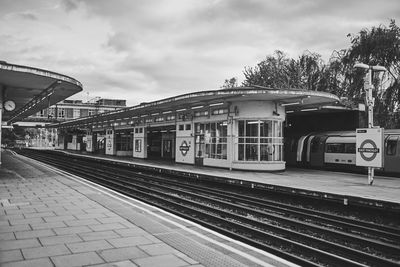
[[54, 86, 342, 130], [0, 61, 83, 124]]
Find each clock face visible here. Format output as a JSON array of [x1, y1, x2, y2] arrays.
[[4, 100, 16, 111]]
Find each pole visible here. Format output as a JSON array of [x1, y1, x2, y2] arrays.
[[355, 63, 386, 185], [366, 67, 374, 185], [0, 88, 3, 166]]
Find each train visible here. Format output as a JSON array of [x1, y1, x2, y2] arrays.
[[284, 129, 400, 175]]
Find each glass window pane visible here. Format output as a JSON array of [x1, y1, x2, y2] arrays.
[[246, 121, 258, 137], [239, 121, 245, 137], [211, 143, 216, 158], [245, 144, 258, 161], [260, 121, 272, 137], [386, 137, 398, 156], [211, 123, 216, 137], [238, 144, 244, 160], [205, 144, 211, 157], [260, 144, 271, 161]]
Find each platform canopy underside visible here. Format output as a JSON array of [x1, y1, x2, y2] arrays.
[[0, 61, 82, 124]]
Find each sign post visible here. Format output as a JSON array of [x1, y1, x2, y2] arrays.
[[354, 63, 386, 185], [356, 128, 384, 184]]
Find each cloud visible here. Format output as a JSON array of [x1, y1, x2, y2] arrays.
[[61, 0, 79, 12], [16, 12, 38, 20], [105, 32, 133, 52], [1, 0, 399, 107]]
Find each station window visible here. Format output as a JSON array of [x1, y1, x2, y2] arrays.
[[166, 115, 175, 121], [211, 108, 228, 115], [58, 108, 65, 118], [194, 110, 209, 117], [194, 121, 227, 160], [185, 124, 191, 131], [116, 130, 133, 151], [386, 136, 398, 156], [155, 117, 164, 122], [179, 125, 184, 131], [237, 120, 283, 162]]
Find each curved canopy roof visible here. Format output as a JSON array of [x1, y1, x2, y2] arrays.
[[56, 86, 342, 129], [0, 61, 83, 124]]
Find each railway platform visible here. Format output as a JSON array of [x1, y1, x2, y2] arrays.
[[0, 150, 296, 267], [58, 149, 400, 211]]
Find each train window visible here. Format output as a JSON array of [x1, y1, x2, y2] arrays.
[[326, 143, 344, 153], [344, 143, 356, 154], [386, 136, 398, 156]]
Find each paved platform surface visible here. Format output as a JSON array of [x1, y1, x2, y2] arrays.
[[57, 149, 400, 210], [0, 150, 296, 267]]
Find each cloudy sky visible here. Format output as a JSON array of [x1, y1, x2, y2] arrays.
[[1, 0, 399, 106]]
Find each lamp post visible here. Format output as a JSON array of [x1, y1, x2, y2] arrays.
[[354, 63, 386, 185]]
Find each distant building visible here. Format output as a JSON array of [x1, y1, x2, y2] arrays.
[[28, 98, 126, 123], [12, 98, 126, 148]]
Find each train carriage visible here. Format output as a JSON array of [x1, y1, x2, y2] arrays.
[[285, 129, 400, 175]]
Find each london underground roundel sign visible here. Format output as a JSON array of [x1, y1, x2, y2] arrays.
[[356, 128, 384, 168]]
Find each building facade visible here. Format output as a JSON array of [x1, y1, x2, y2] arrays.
[[56, 87, 345, 171], [16, 98, 126, 148], [29, 98, 126, 122]]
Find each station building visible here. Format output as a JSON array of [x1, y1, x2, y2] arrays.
[[54, 86, 354, 171], [10, 98, 126, 148]]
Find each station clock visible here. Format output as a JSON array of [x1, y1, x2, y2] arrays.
[[3, 100, 16, 111]]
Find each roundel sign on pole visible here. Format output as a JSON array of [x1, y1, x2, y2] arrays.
[[356, 128, 384, 168]]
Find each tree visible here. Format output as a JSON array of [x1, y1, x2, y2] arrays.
[[242, 50, 290, 88], [340, 19, 400, 128], [242, 50, 327, 91], [238, 20, 400, 128], [220, 77, 238, 88]]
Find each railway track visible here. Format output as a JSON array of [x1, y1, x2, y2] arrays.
[[15, 149, 400, 267]]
